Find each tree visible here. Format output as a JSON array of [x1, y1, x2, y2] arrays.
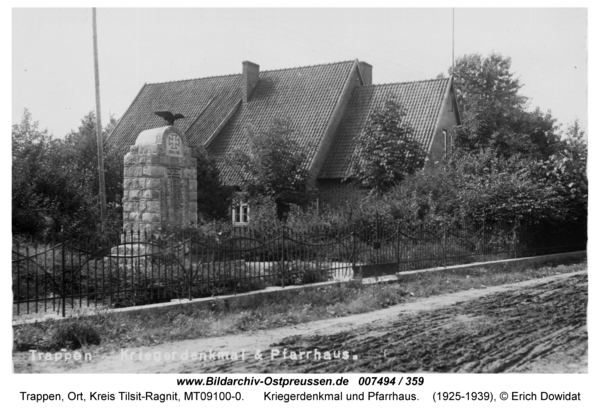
[[512, 107, 562, 159], [565, 118, 586, 141], [62, 112, 122, 208], [533, 124, 587, 224], [54, 112, 123, 236], [450, 53, 562, 159], [12, 110, 122, 236], [451, 53, 522, 152], [12, 109, 62, 234], [193, 147, 233, 222], [346, 97, 426, 194], [230, 118, 313, 219]]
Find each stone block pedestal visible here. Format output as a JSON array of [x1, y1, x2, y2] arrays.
[[122, 126, 197, 238]]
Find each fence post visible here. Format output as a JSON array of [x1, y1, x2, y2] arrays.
[[15, 239, 20, 316], [351, 223, 356, 272], [25, 246, 30, 314], [396, 222, 400, 273], [443, 222, 447, 268], [281, 225, 285, 288], [376, 215, 380, 264], [189, 232, 193, 301], [61, 227, 66, 317], [482, 219, 486, 262], [513, 221, 518, 259], [233, 226, 237, 295]]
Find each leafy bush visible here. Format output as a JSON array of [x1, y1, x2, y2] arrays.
[[14, 318, 101, 352], [384, 149, 568, 227], [52, 320, 101, 349]]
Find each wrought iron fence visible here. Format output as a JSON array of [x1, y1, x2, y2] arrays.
[[12, 220, 586, 318]]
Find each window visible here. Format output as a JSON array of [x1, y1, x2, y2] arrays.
[[232, 203, 249, 226], [443, 130, 448, 157], [443, 129, 453, 158]]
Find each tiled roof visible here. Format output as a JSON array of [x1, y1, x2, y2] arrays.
[[318, 78, 450, 179], [108, 73, 243, 152], [107, 61, 357, 187], [208, 61, 356, 185]]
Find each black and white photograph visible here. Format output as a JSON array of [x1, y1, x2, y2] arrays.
[[7, 4, 593, 404]]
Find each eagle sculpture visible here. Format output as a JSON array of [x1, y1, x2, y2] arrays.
[[154, 111, 185, 125]]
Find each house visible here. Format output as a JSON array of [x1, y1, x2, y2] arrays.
[[108, 59, 461, 223]]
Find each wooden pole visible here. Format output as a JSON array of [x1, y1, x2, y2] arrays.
[[452, 8, 455, 75], [93, 8, 108, 228]]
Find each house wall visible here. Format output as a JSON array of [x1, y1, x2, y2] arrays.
[[316, 179, 367, 209], [309, 65, 363, 184], [427, 86, 461, 165]]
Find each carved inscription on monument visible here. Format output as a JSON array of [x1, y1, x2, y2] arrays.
[[167, 167, 182, 179], [171, 179, 183, 222]]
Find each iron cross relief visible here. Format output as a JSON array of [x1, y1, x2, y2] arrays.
[[168, 134, 180, 151]]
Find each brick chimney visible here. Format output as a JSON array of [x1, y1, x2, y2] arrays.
[[242, 61, 260, 103], [358, 61, 372, 86]]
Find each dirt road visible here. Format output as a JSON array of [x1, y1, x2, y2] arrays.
[[16, 271, 587, 373]]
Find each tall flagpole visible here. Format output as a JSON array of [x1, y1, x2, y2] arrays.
[[452, 8, 455, 75], [93, 8, 108, 228]]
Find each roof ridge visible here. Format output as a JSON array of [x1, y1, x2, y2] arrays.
[[364, 77, 449, 87], [261, 60, 355, 73], [146, 72, 240, 86], [145, 60, 356, 86]]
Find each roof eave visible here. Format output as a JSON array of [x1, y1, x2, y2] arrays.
[[450, 76, 463, 125], [308, 59, 360, 177], [106, 82, 147, 149], [428, 77, 453, 154], [203, 99, 243, 148], [184, 96, 216, 136]]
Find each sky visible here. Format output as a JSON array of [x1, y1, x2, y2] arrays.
[[12, 7, 587, 139]]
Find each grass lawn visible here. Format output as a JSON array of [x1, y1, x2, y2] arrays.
[[13, 257, 586, 355]]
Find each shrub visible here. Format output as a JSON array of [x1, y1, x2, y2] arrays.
[[51, 320, 101, 349], [14, 319, 102, 352]]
